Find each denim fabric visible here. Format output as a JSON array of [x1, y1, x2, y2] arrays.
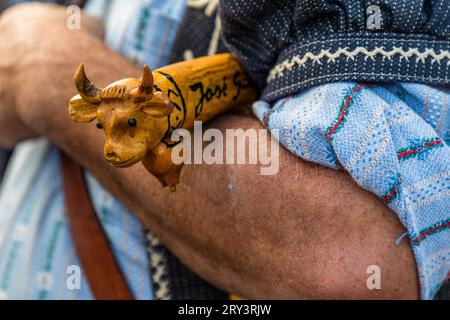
[[253, 82, 450, 299], [220, 0, 450, 101], [0, 0, 186, 299], [169, 2, 227, 63]]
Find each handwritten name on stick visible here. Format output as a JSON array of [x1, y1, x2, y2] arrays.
[[69, 54, 257, 190]]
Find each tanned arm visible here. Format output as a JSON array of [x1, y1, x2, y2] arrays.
[[0, 3, 418, 299]]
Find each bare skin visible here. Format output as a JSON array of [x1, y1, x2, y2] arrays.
[[0, 3, 419, 299]]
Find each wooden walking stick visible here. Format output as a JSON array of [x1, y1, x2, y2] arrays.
[[69, 53, 257, 190]]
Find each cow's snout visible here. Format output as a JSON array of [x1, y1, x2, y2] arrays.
[[104, 143, 118, 161], [102, 137, 146, 167], [105, 150, 117, 160]]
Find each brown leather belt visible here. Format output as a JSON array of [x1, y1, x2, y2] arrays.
[[60, 151, 134, 300]]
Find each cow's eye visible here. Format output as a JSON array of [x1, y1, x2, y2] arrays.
[[96, 122, 103, 129], [128, 118, 137, 127]]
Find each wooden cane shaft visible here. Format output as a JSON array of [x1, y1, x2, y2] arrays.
[[154, 53, 257, 133]]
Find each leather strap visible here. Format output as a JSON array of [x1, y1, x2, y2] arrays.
[[60, 151, 134, 300]]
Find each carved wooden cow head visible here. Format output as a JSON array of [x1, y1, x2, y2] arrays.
[[69, 64, 173, 168]]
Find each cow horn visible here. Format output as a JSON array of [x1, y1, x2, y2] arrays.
[[133, 65, 154, 101], [74, 64, 102, 104]]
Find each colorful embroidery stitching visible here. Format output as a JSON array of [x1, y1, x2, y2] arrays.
[[411, 219, 450, 246], [383, 174, 401, 204], [263, 110, 272, 128], [263, 97, 292, 128], [326, 84, 372, 141], [397, 138, 444, 161]]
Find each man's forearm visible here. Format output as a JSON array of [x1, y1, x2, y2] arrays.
[[4, 4, 418, 299]]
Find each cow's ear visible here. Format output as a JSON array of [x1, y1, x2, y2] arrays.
[[69, 94, 98, 122], [140, 91, 173, 118]]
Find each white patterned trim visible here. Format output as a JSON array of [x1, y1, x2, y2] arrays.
[[208, 14, 222, 56], [183, 0, 221, 60], [187, 0, 219, 16], [407, 190, 450, 212], [267, 47, 450, 82], [347, 103, 386, 170], [403, 170, 450, 194], [147, 232, 171, 300], [358, 130, 391, 185]]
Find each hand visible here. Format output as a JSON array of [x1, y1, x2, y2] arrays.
[[0, 57, 37, 149], [0, 3, 104, 148], [0, 3, 62, 147]]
